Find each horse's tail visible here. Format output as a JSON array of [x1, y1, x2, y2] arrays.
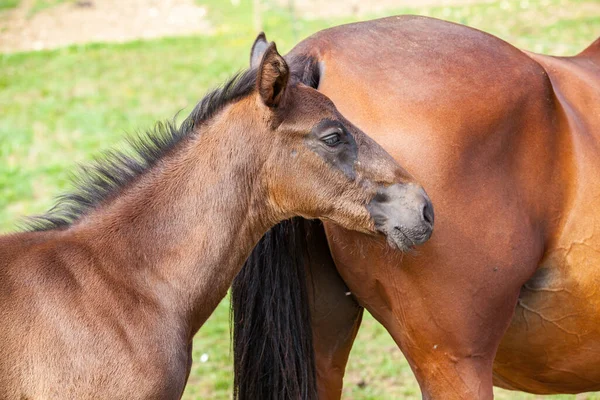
[[231, 217, 319, 400]]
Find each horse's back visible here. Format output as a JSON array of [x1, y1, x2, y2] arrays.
[[578, 36, 600, 64], [289, 15, 563, 195], [0, 231, 88, 397], [0, 231, 58, 398]]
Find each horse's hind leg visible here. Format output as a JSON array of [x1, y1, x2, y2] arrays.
[[323, 218, 544, 400], [304, 222, 364, 400], [308, 225, 509, 400]]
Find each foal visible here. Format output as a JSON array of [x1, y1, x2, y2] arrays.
[[0, 43, 432, 399]]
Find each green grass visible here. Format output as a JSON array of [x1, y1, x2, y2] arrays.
[[0, 0, 19, 11], [28, 0, 69, 17], [1, 0, 600, 398]]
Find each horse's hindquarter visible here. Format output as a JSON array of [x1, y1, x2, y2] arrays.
[[494, 52, 600, 394], [288, 16, 576, 397]]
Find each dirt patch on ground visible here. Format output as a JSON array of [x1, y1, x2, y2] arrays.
[[0, 0, 212, 53], [276, 0, 494, 19]]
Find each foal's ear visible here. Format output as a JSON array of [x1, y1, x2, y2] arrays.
[[257, 42, 289, 107], [250, 32, 269, 68]]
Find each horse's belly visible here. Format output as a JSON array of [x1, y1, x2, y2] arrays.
[[493, 211, 600, 393]]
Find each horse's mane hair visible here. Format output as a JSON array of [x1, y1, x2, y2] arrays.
[[26, 67, 258, 232]]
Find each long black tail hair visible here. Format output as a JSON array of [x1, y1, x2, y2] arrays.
[[231, 217, 321, 400]]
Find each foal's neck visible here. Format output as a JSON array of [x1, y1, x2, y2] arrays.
[[74, 105, 274, 337]]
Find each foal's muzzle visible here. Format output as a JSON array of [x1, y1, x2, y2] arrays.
[[367, 183, 434, 251]]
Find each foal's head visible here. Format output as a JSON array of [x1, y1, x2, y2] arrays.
[[232, 42, 433, 250]]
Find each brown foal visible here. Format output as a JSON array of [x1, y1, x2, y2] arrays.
[[0, 43, 433, 399], [233, 16, 600, 400]]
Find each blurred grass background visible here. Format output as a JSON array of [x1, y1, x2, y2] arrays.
[[1, 0, 599, 398]]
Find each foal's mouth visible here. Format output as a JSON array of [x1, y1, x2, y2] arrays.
[[388, 226, 415, 251], [385, 225, 432, 252]]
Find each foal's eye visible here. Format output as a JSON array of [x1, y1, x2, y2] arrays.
[[321, 132, 342, 147]]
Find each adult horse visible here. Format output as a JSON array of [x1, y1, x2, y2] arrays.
[[0, 43, 433, 399], [232, 16, 600, 399]]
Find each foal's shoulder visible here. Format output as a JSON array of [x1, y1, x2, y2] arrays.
[[0, 230, 83, 284], [0, 231, 52, 266]]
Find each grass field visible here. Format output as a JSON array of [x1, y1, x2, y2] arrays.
[[1, 0, 600, 398], [0, 0, 19, 11]]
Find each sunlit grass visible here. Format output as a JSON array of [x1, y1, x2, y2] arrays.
[[1, 0, 599, 398], [0, 0, 18, 10]]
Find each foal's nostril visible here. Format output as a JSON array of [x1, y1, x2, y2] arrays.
[[421, 200, 434, 227]]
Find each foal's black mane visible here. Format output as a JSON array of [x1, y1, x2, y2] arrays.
[[27, 68, 258, 231]]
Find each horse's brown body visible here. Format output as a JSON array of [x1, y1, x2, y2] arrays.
[[286, 16, 600, 398], [0, 44, 433, 398]]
